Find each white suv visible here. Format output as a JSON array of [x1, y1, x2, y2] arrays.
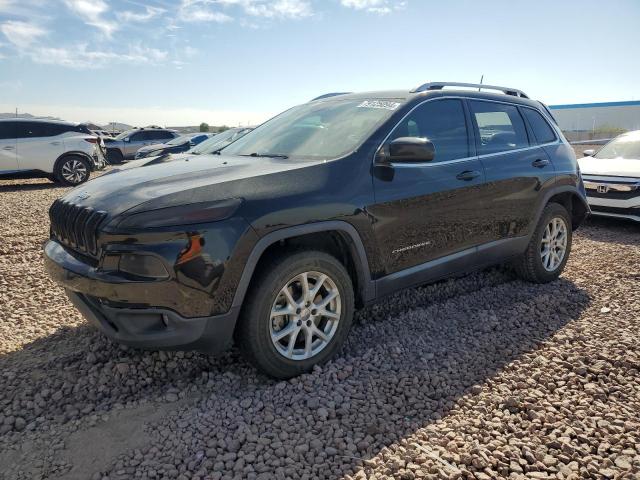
[[0, 119, 104, 186]]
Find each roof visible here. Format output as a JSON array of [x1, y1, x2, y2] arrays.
[[312, 88, 541, 108], [0, 118, 79, 125], [549, 100, 640, 110]]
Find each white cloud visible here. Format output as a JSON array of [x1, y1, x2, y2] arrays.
[[117, 6, 166, 23], [179, 0, 233, 23], [64, 0, 118, 37], [340, 0, 405, 14], [179, 0, 313, 22], [0, 21, 47, 49]]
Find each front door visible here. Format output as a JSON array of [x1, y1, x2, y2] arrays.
[[370, 98, 487, 277], [0, 121, 17, 172], [16, 122, 63, 172], [468, 100, 556, 242]]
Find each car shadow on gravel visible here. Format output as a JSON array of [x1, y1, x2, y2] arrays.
[[0, 181, 63, 193], [0, 267, 591, 478]]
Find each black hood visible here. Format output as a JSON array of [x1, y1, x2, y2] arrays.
[[59, 154, 322, 222]]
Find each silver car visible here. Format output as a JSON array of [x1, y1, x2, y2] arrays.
[[103, 128, 179, 163]]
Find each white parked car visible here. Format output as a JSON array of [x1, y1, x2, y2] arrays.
[[0, 119, 104, 186], [578, 130, 640, 222]]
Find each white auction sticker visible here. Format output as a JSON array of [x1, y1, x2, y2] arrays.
[[357, 100, 402, 110]]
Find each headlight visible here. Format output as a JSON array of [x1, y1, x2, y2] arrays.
[[115, 198, 243, 229]]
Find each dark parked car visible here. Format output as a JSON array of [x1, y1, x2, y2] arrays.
[[106, 127, 254, 172], [44, 82, 589, 378], [134, 133, 215, 159]]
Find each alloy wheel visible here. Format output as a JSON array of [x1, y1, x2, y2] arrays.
[[540, 217, 568, 272], [61, 159, 88, 184], [269, 271, 341, 361]]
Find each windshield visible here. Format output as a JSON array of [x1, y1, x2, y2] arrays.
[[190, 128, 250, 154], [167, 134, 193, 145], [221, 98, 403, 159], [594, 132, 640, 160]]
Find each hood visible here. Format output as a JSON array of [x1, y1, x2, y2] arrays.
[[60, 154, 322, 221], [578, 156, 640, 178]]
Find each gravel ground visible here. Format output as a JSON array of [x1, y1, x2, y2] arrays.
[[0, 174, 639, 480]]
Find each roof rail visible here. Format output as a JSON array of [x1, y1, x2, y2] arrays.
[[310, 92, 352, 101], [411, 82, 529, 99]]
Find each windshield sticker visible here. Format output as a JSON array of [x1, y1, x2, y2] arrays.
[[357, 100, 401, 111]]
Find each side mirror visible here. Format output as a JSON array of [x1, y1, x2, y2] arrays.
[[582, 149, 595, 157], [387, 137, 435, 163]]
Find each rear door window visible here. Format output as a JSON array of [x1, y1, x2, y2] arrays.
[[387, 99, 469, 162], [153, 130, 174, 140], [15, 122, 50, 139], [131, 131, 150, 142], [521, 108, 557, 144], [469, 101, 529, 154]]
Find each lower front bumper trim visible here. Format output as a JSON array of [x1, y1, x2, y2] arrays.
[[68, 290, 239, 354]]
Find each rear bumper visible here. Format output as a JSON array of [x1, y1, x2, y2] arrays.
[[67, 290, 238, 353]]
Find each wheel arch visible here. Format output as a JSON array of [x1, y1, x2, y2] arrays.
[[541, 186, 590, 230], [54, 151, 94, 173], [231, 221, 375, 312]]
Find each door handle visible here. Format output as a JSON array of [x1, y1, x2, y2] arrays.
[[50, 141, 61, 146], [532, 158, 550, 168], [2, 145, 14, 150], [456, 170, 481, 181]]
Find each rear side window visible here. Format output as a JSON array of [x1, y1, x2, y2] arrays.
[[521, 108, 557, 144], [387, 99, 469, 162], [0, 122, 16, 140], [470, 101, 529, 154]]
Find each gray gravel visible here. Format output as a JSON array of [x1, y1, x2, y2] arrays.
[[0, 175, 639, 480]]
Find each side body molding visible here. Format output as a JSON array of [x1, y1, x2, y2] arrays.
[[231, 221, 376, 310]]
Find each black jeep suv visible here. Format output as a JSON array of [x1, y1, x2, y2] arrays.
[[44, 82, 589, 378]]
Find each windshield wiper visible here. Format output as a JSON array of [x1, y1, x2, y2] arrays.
[[241, 152, 289, 159]]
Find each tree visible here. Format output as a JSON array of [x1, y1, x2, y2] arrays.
[[199, 122, 209, 132]]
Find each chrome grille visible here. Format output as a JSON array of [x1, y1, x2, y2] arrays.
[[49, 200, 107, 257]]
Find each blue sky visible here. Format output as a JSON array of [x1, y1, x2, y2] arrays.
[[0, 0, 639, 126]]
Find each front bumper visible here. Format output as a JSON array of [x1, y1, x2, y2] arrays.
[[44, 240, 239, 353], [583, 176, 640, 222]]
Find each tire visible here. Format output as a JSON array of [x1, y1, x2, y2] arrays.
[[236, 250, 355, 379], [514, 203, 572, 283], [106, 149, 124, 164], [53, 155, 91, 186]]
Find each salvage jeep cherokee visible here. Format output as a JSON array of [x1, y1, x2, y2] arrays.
[[44, 82, 589, 379]]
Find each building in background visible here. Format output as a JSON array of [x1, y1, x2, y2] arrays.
[[549, 100, 640, 142]]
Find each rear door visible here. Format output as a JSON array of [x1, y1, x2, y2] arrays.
[[469, 100, 555, 242], [0, 121, 18, 172], [16, 122, 63, 172], [370, 98, 487, 276]]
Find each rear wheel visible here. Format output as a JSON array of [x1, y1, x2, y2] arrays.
[[54, 156, 91, 186], [237, 251, 354, 379], [514, 203, 572, 283]]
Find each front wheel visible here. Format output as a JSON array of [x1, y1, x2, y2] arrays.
[[236, 251, 354, 379], [514, 203, 572, 283], [54, 156, 91, 186]]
